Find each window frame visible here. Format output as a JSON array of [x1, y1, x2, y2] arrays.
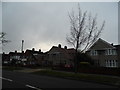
[[105, 49, 117, 55], [105, 60, 118, 67]]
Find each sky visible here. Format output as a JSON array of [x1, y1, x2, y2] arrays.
[[1, 2, 118, 53], [0, 2, 1, 33], [118, 2, 120, 44]]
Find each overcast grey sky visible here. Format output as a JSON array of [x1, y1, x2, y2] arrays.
[[118, 1, 120, 44], [2, 2, 118, 53]]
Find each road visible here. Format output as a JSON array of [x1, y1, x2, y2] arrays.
[[2, 70, 119, 89]]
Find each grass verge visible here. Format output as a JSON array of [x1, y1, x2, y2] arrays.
[[31, 69, 120, 87], [2, 66, 24, 71]]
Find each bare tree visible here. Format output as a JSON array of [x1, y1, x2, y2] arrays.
[[0, 32, 10, 45], [66, 4, 105, 52], [66, 4, 105, 73]]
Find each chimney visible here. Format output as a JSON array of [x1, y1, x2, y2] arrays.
[[3, 52, 5, 55], [58, 44, 61, 48], [22, 51, 24, 53], [15, 50, 17, 53], [111, 43, 113, 46], [32, 48, 35, 51], [39, 49, 41, 52], [64, 46, 67, 49]]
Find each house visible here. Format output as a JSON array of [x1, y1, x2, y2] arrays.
[[25, 48, 46, 66], [86, 38, 120, 68], [4, 48, 46, 66], [47, 44, 76, 67], [2, 53, 10, 65], [34, 51, 47, 66], [9, 50, 26, 65]]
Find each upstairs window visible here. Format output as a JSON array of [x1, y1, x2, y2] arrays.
[[112, 50, 117, 55], [90, 50, 98, 56], [105, 49, 117, 55]]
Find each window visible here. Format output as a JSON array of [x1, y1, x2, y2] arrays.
[[113, 50, 117, 55], [106, 60, 109, 67], [105, 49, 117, 55], [91, 50, 98, 56], [105, 60, 118, 67], [112, 60, 114, 67], [33, 54, 38, 55], [109, 60, 111, 67], [114, 60, 117, 67]]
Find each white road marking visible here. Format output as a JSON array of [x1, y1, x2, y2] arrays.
[[0, 77, 42, 89], [26, 84, 42, 90], [0, 77, 13, 82]]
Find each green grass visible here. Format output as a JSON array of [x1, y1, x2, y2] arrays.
[[32, 69, 120, 87], [2, 66, 24, 71]]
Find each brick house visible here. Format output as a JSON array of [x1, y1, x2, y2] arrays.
[[25, 48, 46, 66], [86, 38, 120, 68], [47, 44, 76, 67]]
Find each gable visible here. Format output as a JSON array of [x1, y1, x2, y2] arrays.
[[89, 38, 115, 50], [48, 46, 60, 54], [48, 46, 75, 60]]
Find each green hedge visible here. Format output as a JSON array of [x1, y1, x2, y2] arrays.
[[79, 62, 91, 67]]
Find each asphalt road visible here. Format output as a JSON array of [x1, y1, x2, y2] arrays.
[[1, 70, 119, 89]]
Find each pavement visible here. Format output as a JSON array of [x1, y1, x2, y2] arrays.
[[15, 68, 120, 82], [2, 70, 119, 89]]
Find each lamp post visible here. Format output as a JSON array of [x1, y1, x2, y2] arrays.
[[21, 40, 24, 52], [21, 40, 24, 66]]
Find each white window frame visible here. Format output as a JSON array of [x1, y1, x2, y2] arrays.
[[91, 50, 98, 56], [106, 60, 118, 67], [105, 49, 117, 55], [106, 60, 109, 67], [113, 50, 117, 55]]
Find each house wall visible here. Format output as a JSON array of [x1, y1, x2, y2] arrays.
[[34, 54, 46, 65], [116, 46, 120, 67], [48, 53, 67, 65], [24, 51, 36, 65], [87, 49, 119, 68], [95, 55, 118, 67], [47, 47, 72, 66], [86, 38, 120, 68]]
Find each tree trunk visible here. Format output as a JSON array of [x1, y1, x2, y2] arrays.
[[74, 50, 78, 73]]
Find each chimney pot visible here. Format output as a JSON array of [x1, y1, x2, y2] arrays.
[[22, 51, 24, 53], [32, 48, 35, 51], [58, 44, 61, 48], [39, 49, 41, 52], [64, 46, 67, 49], [15, 50, 17, 53]]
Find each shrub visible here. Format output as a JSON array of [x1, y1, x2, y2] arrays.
[[79, 62, 91, 68], [77, 52, 94, 65]]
